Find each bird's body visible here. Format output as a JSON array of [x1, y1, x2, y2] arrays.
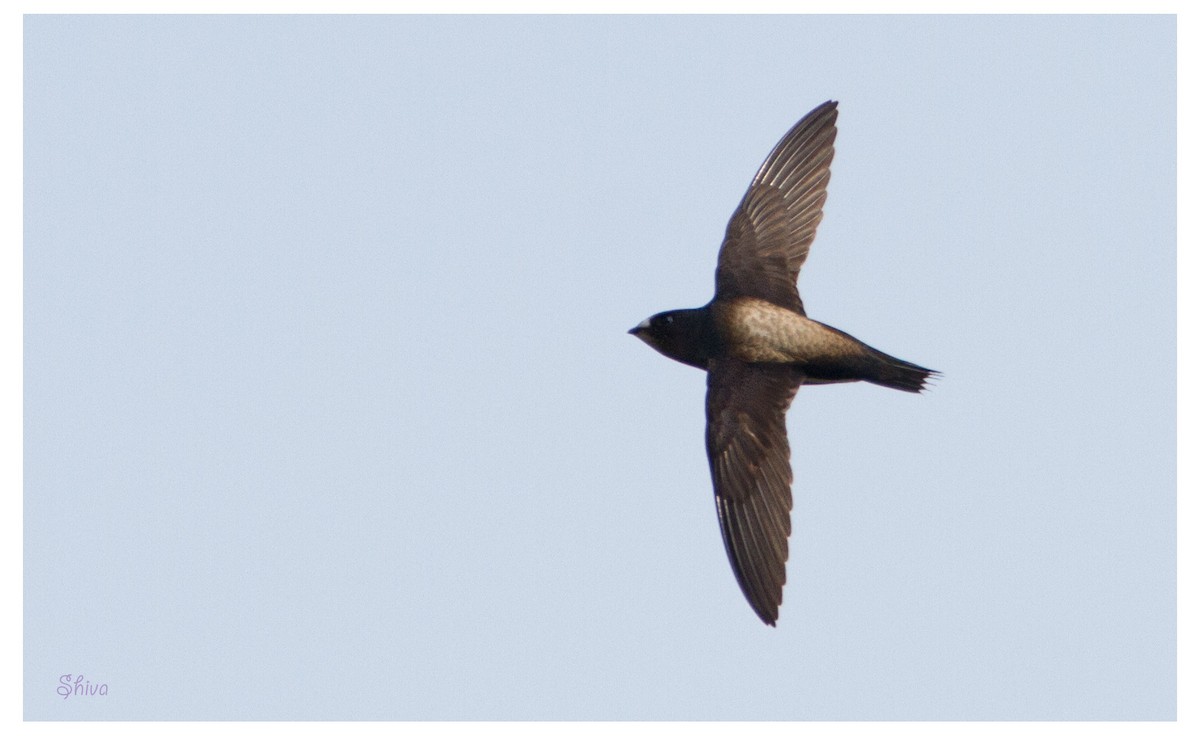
[[630, 100, 938, 626]]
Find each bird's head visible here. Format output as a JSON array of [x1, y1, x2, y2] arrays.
[[628, 308, 712, 370]]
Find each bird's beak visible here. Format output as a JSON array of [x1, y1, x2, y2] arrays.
[[628, 318, 651, 336]]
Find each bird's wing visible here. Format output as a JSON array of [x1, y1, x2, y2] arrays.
[[715, 100, 838, 315], [705, 358, 803, 626]]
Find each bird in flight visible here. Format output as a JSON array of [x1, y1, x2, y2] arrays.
[[629, 100, 938, 626]]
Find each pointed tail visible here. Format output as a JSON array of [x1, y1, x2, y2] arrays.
[[865, 350, 940, 393]]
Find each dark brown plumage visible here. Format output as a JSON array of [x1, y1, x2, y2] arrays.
[[629, 101, 938, 626]]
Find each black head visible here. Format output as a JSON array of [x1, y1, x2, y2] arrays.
[[628, 307, 713, 370]]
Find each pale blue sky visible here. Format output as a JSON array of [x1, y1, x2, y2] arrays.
[[24, 14, 1175, 720]]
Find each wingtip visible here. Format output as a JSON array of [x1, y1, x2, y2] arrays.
[[755, 605, 781, 627]]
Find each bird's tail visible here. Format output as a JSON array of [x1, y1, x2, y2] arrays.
[[864, 350, 939, 393]]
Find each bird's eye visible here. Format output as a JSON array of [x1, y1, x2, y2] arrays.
[[665, 315, 674, 325]]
